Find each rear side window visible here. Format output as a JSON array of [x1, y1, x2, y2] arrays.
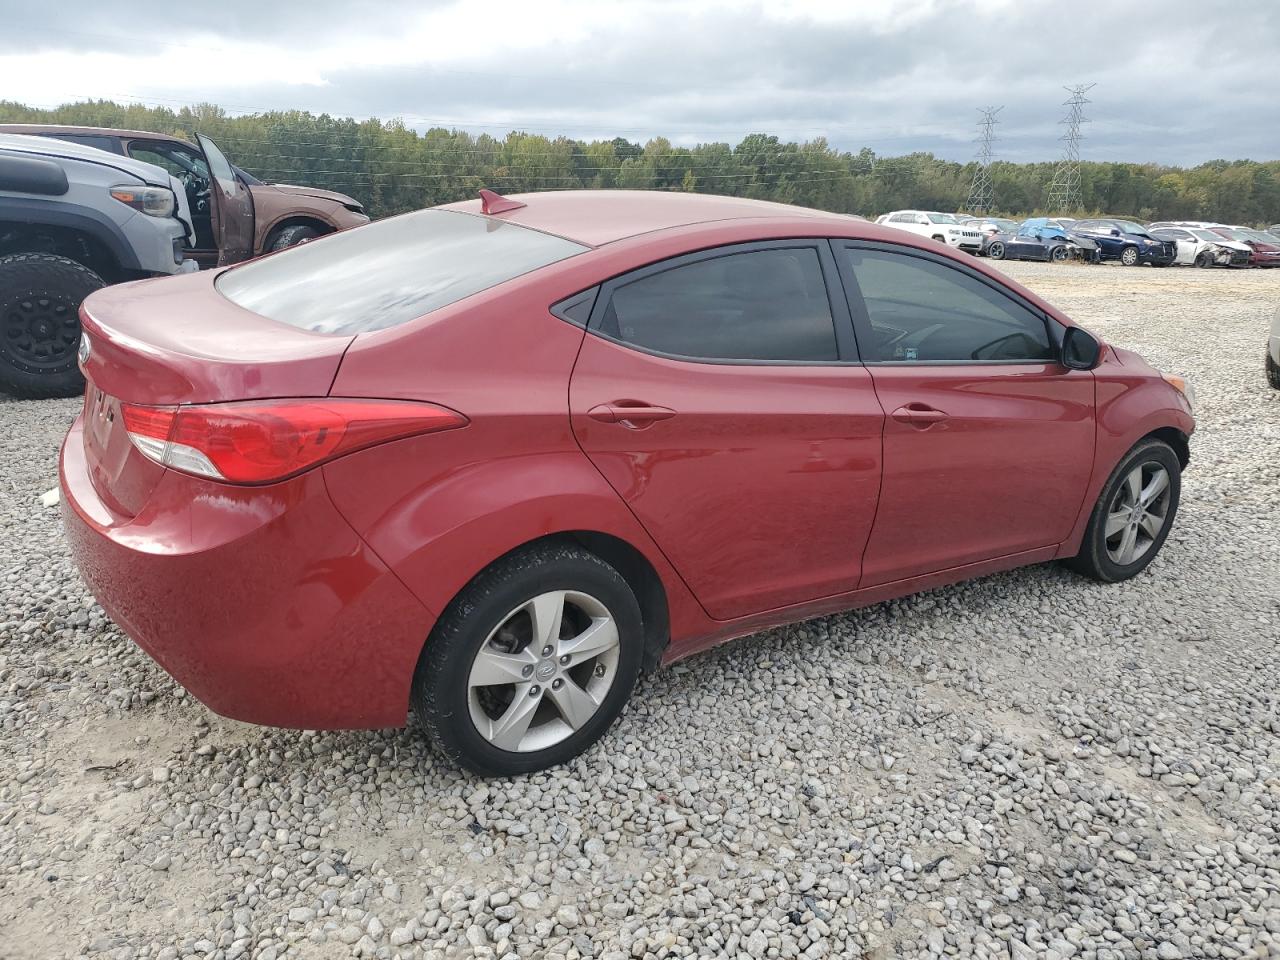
[[216, 210, 587, 334], [843, 247, 1054, 363], [596, 247, 838, 362], [52, 134, 118, 153]]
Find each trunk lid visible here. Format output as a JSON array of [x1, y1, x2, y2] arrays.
[[77, 269, 354, 516]]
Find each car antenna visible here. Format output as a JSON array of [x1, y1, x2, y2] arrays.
[[479, 188, 526, 215]]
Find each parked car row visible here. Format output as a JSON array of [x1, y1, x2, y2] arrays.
[[879, 210, 1280, 269], [1, 124, 369, 397]]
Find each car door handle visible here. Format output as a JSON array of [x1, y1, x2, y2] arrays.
[[587, 402, 676, 427], [891, 403, 949, 427]]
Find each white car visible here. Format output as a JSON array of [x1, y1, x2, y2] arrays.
[[1149, 226, 1251, 268], [880, 210, 983, 252], [960, 216, 1019, 238]]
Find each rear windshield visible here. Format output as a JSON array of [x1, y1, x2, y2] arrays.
[[215, 209, 588, 334]]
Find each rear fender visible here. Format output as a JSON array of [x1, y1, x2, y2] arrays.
[[322, 446, 709, 643]]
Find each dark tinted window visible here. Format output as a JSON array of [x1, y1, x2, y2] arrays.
[[843, 248, 1054, 363], [51, 134, 117, 153], [598, 247, 838, 362], [217, 209, 587, 334]]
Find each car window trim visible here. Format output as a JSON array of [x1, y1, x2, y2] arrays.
[[581, 238, 862, 366], [830, 239, 1066, 367]]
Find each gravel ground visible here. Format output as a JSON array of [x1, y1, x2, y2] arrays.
[[1, 261, 1278, 960]]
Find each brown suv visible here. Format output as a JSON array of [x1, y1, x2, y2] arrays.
[[0, 124, 369, 267]]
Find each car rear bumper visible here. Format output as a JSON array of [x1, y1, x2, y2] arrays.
[[59, 415, 435, 729]]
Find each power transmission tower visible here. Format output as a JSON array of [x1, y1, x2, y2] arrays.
[[1045, 83, 1095, 212], [965, 106, 1002, 214]]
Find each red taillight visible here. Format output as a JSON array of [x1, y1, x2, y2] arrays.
[[120, 398, 466, 484]]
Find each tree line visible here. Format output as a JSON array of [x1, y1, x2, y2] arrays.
[[4, 100, 1279, 226]]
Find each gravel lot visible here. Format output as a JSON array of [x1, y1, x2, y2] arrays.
[[2, 262, 1278, 960]]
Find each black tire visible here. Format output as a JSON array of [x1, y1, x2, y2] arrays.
[[931, 234, 946, 244], [411, 542, 644, 776], [988, 241, 1006, 260], [1119, 246, 1140, 267], [266, 225, 321, 252], [1266, 347, 1280, 390], [1050, 244, 1070, 263], [0, 253, 104, 399], [1067, 439, 1181, 583], [1195, 252, 1214, 268]]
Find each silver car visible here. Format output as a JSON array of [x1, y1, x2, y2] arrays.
[[1268, 306, 1280, 390], [0, 134, 197, 397]]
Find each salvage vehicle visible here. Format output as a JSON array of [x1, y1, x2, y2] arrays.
[[880, 210, 983, 252], [0, 124, 370, 267], [1071, 219, 1177, 266], [0, 133, 198, 397], [960, 216, 1019, 240], [1148, 227, 1250, 267], [1207, 226, 1280, 267], [61, 189, 1196, 775], [986, 218, 1099, 263]]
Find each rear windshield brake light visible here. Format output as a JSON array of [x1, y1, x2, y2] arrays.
[[120, 398, 467, 484]]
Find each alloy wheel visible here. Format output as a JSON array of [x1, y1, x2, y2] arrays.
[[988, 242, 1005, 260], [466, 590, 620, 753], [3, 295, 79, 371], [1104, 462, 1171, 565], [1120, 247, 1139, 266]]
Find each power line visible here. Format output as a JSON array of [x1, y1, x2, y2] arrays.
[[1045, 83, 1094, 212], [964, 106, 1001, 215]]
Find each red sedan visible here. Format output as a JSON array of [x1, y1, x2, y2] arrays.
[[61, 190, 1196, 775]]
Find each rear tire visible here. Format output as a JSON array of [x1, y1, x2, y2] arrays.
[[266, 225, 321, 252], [1067, 439, 1181, 583], [1266, 347, 1280, 389], [0, 253, 104, 399], [412, 542, 644, 776]]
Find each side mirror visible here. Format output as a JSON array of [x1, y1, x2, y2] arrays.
[[1062, 326, 1101, 370], [1110, 228, 1122, 237]]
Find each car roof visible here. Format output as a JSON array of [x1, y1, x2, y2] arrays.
[[0, 123, 187, 145], [0, 132, 173, 185], [441, 189, 866, 247]]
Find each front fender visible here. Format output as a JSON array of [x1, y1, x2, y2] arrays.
[[1057, 373, 1194, 557]]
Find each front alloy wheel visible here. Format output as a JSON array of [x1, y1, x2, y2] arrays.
[[1120, 246, 1140, 266], [1068, 438, 1181, 582], [1103, 462, 1171, 566]]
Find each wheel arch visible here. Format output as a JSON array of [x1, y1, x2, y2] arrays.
[[260, 214, 335, 251], [1, 204, 133, 281], [1144, 425, 1190, 468]]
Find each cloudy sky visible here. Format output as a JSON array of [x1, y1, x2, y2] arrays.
[[1, 0, 1276, 166]]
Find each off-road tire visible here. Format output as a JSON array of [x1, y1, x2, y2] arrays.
[[411, 542, 644, 776], [1067, 439, 1181, 583], [0, 253, 104, 398], [266, 225, 321, 252]]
